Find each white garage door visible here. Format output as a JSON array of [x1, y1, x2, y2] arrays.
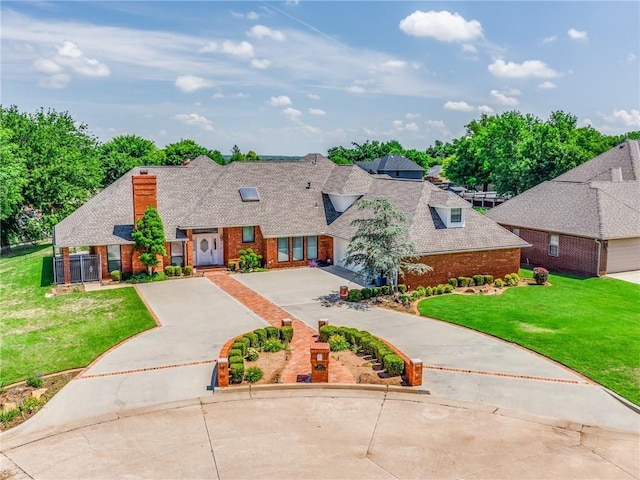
[[333, 237, 362, 272], [607, 238, 640, 273]]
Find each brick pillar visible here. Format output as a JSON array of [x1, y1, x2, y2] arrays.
[[310, 343, 330, 383], [132, 173, 157, 223], [62, 247, 71, 284], [282, 318, 292, 327], [318, 319, 329, 330], [217, 358, 229, 387], [407, 358, 423, 387], [186, 229, 193, 267]]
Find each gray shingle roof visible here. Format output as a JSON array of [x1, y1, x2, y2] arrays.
[[356, 154, 424, 173], [54, 153, 527, 254], [486, 140, 640, 240]]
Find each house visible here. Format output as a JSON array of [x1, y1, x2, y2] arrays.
[[355, 154, 424, 180], [425, 164, 448, 184], [53, 153, 528, 286], [486, 140, 640, 276]]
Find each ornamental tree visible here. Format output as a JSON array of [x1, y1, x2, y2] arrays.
[[343, 197, 431, 295], [132, 206, 166, 274]]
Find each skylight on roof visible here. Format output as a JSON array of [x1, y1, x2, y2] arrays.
[[239, 187, 260, 202]]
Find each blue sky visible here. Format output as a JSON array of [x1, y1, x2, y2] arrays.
[[2, 1, 639, 155]]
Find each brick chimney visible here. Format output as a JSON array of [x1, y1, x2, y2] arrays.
[[132, 171, 157, 223]]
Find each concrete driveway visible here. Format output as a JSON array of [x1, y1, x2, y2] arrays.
[[0, 277, 267, 442], [235, 267, 640, 432], [607, 270, 640, 284]]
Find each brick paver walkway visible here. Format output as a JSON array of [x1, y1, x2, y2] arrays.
[[205, 271, 355, 383]]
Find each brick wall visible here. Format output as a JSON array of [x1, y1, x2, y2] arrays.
[[513, 227, 603, 277], [402, 248, 521, 288], [90, 246, 109, 280], [185, 230, 194, 267], [121, 244, 135, 274], [223, 226, 265, 265], [132, 174, 157, 223], [263, 235, 333, 269]]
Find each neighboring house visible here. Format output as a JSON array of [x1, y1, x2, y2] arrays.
[[425, 164, 448, 183], [355, 154, 424, 180], [486, 140, 640, 276], [53, 154, 528, 286]]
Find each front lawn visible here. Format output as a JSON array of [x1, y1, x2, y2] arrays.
[[0, 244, 157, 385], [417, 269, 640, 405]]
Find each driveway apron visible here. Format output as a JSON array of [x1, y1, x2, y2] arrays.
[[234, 267, 640, 432]]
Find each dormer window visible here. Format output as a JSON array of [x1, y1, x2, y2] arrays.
[[451, 208, 462, 223]]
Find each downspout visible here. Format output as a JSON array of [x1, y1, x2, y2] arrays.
[[594, 239, 601, 277]]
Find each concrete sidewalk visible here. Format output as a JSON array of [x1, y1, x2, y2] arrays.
[[2, 388, 638, 480], [234, 267, 640, 432]]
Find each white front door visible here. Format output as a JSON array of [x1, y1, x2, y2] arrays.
[[195, 232, 223, 266]]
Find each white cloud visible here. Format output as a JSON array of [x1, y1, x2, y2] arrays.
[[173, 113, 214, 131], [477, 105, 494, 114], [267, 95, 291, 107], [444, 100, 475, 112], [399, 10, 483, 43], [200, 40, 255, 59], [34, 57, 62, 74], [347, 85, 365, 94], [231, 10, 260, 20], [282, 107, 302, 121], [462, 43, 477, 53], [212, 92, 224, 99], [490, 89, 519, 106], [538, 81, 557, 89], [251, 59, 271, 69], [406, 113, 421, 119], [425, 119, 450, 136], [231, 92, 250, 99], [404, 122, 419, 132], [393, 120, 403, 130], [568, 28, 588, 41], [175, 75, 214, 92], [375, 60, 407, 72], [488, 59, 559, 78], [307, 93, 320, 100], [57, 40, 82, 58], [627, 53, 637, 62], [247, 25, 285, 41], [309, 108, 326, 115], [502, 87, 521, 95], [609, 109, 640, 128], [38, 73, 71, 89], [542, 35, 557, 44]]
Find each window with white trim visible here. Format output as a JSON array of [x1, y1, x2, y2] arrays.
[[171, 242, 184, 266], [548, 234, 559, 257], [242, 226, 255, 243], [451, 208, 462, 223], [107, 245, 121, 272]]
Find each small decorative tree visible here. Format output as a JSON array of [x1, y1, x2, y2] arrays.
[[343, 197, 431, 297], [238, 248, 262, 272], [132, 206, 166, 274]]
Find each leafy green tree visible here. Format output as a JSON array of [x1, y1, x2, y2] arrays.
[[245, 150, 260, 162], [229, 144, 245, 163], [99, 134, 165, 186], [343, 197, 431, 294], [0, 126, 28, 246], [132, 206, 166, 274], [164, 139, 223, 165], [0, 105, 102, 245]]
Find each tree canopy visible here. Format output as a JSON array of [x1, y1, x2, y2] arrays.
[[164, 138, 224, 166], [100, 134, 165, 186], [343, 197, 431, 290]]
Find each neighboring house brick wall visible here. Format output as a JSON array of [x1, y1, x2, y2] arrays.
[[223, 226, 265, 266], [512, 227, 603, 276], [402, 248, 521, 288]]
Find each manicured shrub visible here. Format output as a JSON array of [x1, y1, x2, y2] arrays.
[[238, 248, 262, 272], [415, 286, 426, 297], [280, 326, 294, 344], [361, 287, 372, 299], [174, 265, 182, 276], [151, 272, 167, 282], [230, 363, 244, 384], [319, 325, 338, 342], [347, 289, 362, 302], [184, 265, 193, 276], [504, 273, 521, 286], [228, 261, 237, 272], [533, 267, 549, 285], [483, 275, 494, 284], [253, 328, 267, 346], [231, 341, 247, 356], [395, 284, 407, 293], [383, 354, 405, 377], [458, 277, 473, 287], [263, 338, 284, 352], [410, 290, 421, 300], [448, 278, 458, 288], [399, 294, 410, 305], [494, 278, 504, 288], [265, 326, 279, 339], [26, 375, 43, 388], [435, 284, 445, 295], [424, 286, 433, 297], [110, 270, 121, 282], [228, 355, 244, 366], [246, 347, 260, 361], [443, 284, 454, 294], [244, 333, 259, 348], [473, 275, 485, 286], [381, 285, 391, 295], [372, 287, 381, 297], [328, 334, 350, 351], [359, 335, 375, 356], [228, 348, 243, 359], [373, 342, 393, 363], [164, 266, 174, 277], [244, 366, 263, 383]]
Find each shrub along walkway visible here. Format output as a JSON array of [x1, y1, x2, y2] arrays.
[[204, 271, 355, 383]]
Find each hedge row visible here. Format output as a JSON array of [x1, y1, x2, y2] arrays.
[[319, 325, 405, 378]]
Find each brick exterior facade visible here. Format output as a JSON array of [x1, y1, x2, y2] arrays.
[[505, 226, 605, 277], [223, 226, 265, 265], [263, 235, 333, 269], [402, 248, 521, 288], [132, 174, 157, 223]]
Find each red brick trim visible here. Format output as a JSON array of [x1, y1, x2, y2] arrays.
[[80, 359, 217, 380]]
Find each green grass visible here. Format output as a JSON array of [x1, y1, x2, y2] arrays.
[[0, 244, 157, 385], [417, 269, 640, 405]]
